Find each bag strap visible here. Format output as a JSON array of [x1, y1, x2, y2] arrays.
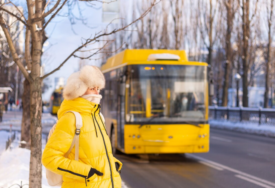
[[64, 111, 82, 161]]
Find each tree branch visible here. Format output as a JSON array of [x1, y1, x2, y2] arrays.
[[42, 0, 158, 79], [73, 40, 114, 59], [42, 0, 68, 30], [0, 6, 29, 27], [43, 0, 62, 17], [6, 0, 27, 22], [42, 0, 51, 14], [250, 0, 259, 23], [26, 0, 38, 42], [32, 0, 61, 22], [0, 14, 31, 81], [25, 29, 31, 70]]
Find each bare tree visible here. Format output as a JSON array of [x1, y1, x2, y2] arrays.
[[198, 0, 220, 66], [0, 0, 157, 187], [221, 0, 239, 106], [238, 0, 259, 107], [198, 0, 222, 105], [247, 25, 263, 88], [130, 0, 162, 49], [186, 0, 203, 61], [264, 0, 274, 108], [159, 0, 171, 49], [170, 0, 184, 49]]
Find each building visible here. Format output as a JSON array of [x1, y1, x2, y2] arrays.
[[0, 5, 24, 103]]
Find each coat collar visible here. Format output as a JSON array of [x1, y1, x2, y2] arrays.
[[58, 97, 100, 118]]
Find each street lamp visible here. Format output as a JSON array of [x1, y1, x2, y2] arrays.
[[235, 73, 241, 107]]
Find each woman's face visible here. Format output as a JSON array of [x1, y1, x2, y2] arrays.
[[83, 87, 100, 95]]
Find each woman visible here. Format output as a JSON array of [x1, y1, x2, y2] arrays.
[[42, 65, 122, 188]]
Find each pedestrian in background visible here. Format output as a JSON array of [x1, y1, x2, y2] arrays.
[[0, 103, 3, 122], [42, 65, 122, 188], [8, 97, 14, 111]]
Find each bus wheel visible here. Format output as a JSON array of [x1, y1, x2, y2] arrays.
[[111, 128, 118, 154]]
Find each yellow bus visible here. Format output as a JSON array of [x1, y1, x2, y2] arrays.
[[101, 49, 209, 154]]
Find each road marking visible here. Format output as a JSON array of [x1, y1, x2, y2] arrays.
[[122, 180, 129, 188], [188, 154, 275, 187], [247, 153, 272, 162], [199, 161, 224, 171], [211, 136, 232, 142], [235, 175, 274, 188]]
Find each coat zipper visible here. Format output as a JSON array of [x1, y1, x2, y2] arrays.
[[91, 113, 98, 137], [57, 167, 87, 178], [58, 165, 89, 186], [93, 106, 114, 188], [98, 113, 108, 135]]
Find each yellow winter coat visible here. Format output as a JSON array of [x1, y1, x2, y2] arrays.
[[42, 98, 122, 188]]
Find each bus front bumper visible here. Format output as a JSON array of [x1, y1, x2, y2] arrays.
[[123, 124, 209, 154]]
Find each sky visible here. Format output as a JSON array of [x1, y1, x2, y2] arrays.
[[42, 1, 106, 101], [40, 0, 132, 101]]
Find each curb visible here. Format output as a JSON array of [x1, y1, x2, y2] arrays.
[[210, 120, 275, 138]]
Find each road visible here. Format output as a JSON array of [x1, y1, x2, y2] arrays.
[[116, 128, 275, 188]]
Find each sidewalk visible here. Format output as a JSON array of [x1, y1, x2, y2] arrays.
[[210, 119, 275, 138], [0, 110, 57, 134], [0, 110, 22, 123]]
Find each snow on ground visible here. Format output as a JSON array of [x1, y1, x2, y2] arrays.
[[210, 120, 275, 137], [0, 131, 51, 188], [0, 131, 11, 154], [0, 147, 53, 188], [0, 131, 128, 188]]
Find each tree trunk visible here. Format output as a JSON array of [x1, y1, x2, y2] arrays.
[[148, 18, 153, 49], [208, 46, 213, 105], [222, 61, 230, 106], [241, 0, 249, 107], [20, 79, 31, 149], [29, 0, 43, 184], [29, 78, 42, 187], [216, 83, 220, 105], [264, 0, 273, 108], [222, 0, 233, 107], [208, 0, 213, 106], [242, 63, 249, 107], [264, 30, 271, 108]]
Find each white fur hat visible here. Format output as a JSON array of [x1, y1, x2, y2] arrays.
[[63, 65, 105, 100]]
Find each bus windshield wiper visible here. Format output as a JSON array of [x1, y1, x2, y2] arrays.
[[139, 115, 163, 128], [147, 115, 163, 123], [139, 119, 205, 128], [180, 121, 202, 128]]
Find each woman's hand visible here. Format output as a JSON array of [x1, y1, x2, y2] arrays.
[[88, 168, 103, 178]]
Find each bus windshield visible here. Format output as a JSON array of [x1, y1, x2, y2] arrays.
[[126, 65, 207, 123]]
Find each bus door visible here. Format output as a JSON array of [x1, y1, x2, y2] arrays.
[[117, 74, 126, 150]]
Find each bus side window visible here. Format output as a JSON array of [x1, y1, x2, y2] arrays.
[[110, 80, 118, 112]]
